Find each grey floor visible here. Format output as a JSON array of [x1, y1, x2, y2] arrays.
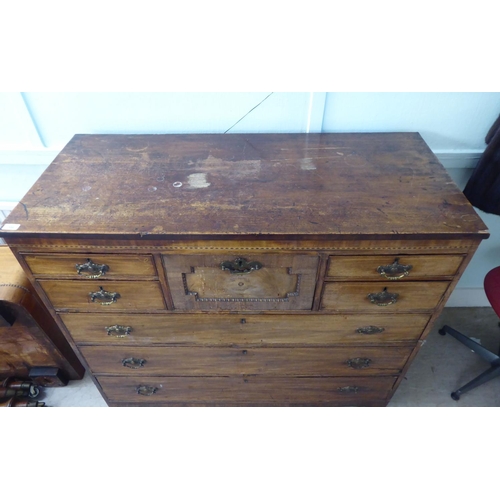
[[37, 307, 500, 407]]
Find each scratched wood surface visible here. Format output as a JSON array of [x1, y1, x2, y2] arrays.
[[1, 133, 489, 240]]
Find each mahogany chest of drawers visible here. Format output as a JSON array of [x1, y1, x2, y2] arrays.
[[0, 133, 489, 406]]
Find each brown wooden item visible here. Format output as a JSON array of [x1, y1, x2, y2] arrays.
[[0, 246, 84, 385], [0, 133, 489, 406]]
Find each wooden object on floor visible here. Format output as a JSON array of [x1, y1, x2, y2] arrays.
[[0, 246, 84, 385], [0, 133, 489, 406]]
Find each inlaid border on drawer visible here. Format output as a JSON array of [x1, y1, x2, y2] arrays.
[[326, 254, 465, 281], [163, 253, 319, 311], [321, 281, 450, 313], [21, 253, 158, 279], [38, 280, 167, 311], [60, 313, 430, 346]]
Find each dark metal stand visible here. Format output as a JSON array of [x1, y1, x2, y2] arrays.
[[439, 325, 500, 401]]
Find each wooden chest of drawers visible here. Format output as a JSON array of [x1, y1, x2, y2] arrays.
[[0, 133, 488, 406]]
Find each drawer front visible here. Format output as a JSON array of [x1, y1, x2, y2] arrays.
[[321, 282, 449, 313], [98, 375, 398, 406], [39, 281, 166, 311], [61, 313, 430, 346], [80, 345, 413, 376], [163, 254, 318, 311], [23, 253, 157, 278], [327, 254, 464, 280]]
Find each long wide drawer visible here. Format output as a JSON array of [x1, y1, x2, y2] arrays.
[[23, 253, 157, 278], [326, 254, 464, 281], [60, 313, 430, 346], [98, 375, 398, 406], [80, 345, 413, 376], [321, 282, 450, 313], [38, 280, 166, 311]]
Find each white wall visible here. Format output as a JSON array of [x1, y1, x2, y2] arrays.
[[1, 92, 499, 304]]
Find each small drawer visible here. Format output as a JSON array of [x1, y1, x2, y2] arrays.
[[22, 253, 157, 279], [163, 253, 318, 311], [60, 312, 430, 346], [321, 281, 449, 313], [326, 255, 464, 281], [98, 375, 398, 406], [38, 280, 166, 311], [80, 345, 413, 377]]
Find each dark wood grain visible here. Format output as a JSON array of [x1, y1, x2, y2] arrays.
[[81, 345, 413, 377], [99, 375, 398, 406], [1, 133, 489, 240]]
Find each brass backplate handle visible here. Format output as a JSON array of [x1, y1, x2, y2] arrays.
[[356, 326, 385, 335], [347, 357, 372, 369], [122, 357, 146, 369], [76, 258, 109, 278], [136, 385, 157, 396], [221, 257, 263, 274], [368, 287, 398, 306], [89, 286, 121, 306], [377, 257, 412, 280], [106, 325, 132, 337], [338, 386, 359, 393]]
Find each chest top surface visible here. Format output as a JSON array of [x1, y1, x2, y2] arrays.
[[1, 133, 489, 240]]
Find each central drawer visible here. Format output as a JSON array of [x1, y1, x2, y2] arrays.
[[60, 312, 430, 346], [80, 345, 414, 376], [163, 253, 318, 311]]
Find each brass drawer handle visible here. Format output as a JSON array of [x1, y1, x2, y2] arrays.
[[105, 325, 132, 337], [338, 386, 359, 393], [122, 357, 146, 369], [136, 385, 157, 396], [347, 357, 372, 369], [76, 258, 109, 278], [221, 257, 263, 274], [89, 286, 121, 306], [377, 258, 412, 280], [356, 326, 385, 335], [368, 287, 398, 306]]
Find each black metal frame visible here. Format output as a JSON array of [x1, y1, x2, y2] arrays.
[[439, 324, 500, 401]]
